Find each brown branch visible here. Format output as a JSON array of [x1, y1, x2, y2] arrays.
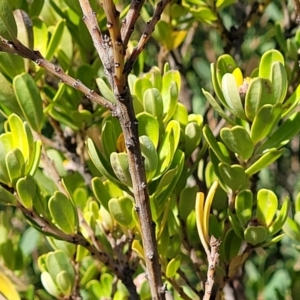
[[102, 0, 126, 95], [0, 38, 115, 111], [124, 0, 171, 74], [121, 0, 146, 47], [203, 236, 221, 300], [79, 1, 167, 299]]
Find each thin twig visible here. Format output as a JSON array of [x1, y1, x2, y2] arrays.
[[121, 0, 145, 47], [124, 0, 171, 74], [203, 236, 221, 300], [0, 38, 115, 111]]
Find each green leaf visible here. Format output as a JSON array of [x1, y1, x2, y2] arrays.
[[235, 190, 253, 228], [257, 112, 300, 154], [156, 120, 180, 176], [218, 163, 247, 191], [86, 138, 122, 186], [283, 217, 300, 243], [268, 197, 289, 236], [110, 152, 132, 187], [13, 73, 43, 132], [96, 78, 115, 103], [250, 104, 282, 145], [137, 112, 160, 148], [271, 62, 288, 104], [0, 0, 17, 40], [245, 78, 275, 121], [143, 88, 163, 120], [220, 126, 254, 160], [222, 73, 246, 120], [203, 125, 230, 164], [0, 52, 25, 79], [46, 19, 65, 60], [101, 116, 122, 158], [166, 255, 182, 278], [32, 18, 48, 56], [245, 149, 284, 176], [6, 148, 25, 185], [282, 81, 300, 118], [179, 186, 198, 221], [133, 77, 152, 103], [41, 272, 61, 298], [0, 184, 16, 205], [259, 49, 284, 79], [220, 228, 242, 262], [244, 226, 268, 245], [140, 135, 158, 181], [228, 209, 244, 239], [184, 121, 202, 157], [108, 196, 134, 227], [46, 250, 75, 289], [0, 70, 23, 116], [202, 90, 235, 125], [161, 70, 180, 122], [91, 177, 112, 211], [256, 189, 278, 226], [14, 9, 33, 51], [56, 271, 72, 296], [16, 176, 36, 209], [49, 192, 77, 234]]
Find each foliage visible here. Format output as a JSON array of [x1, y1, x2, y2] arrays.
[[0, 0, 299, 300]]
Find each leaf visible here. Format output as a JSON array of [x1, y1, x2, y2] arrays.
[[96, 78, 115, 103], [245, 78, 275, 121], [86, 138, 121, 186], [250, 104, 282, 145], [219, 163, 247, 191], [108, 196, 134, 227], [166, 255, 182, 278], [56, 271, 72, 296], [0, 52, 25, 79], [137, 112, 160, 148], [6, 148, 25, 185], [46, 19, 65, 60], [257, 112, 300, 154], [143, 88, 164, 120], [222, 73, 246, 120], [32, 17, 48, 56], [48, 192, 77, 234], [235, 190, 253, 228], [282, 81, 300, 118], [244, 225, 268, 245], [245, 149, 284, 176], [258, 49, 284, 79], [13, 73, 43, 132], [140, 135, 158, 181], [202, 90, 235, 125], [0, 184, 16, 205], [91, 177, 112, 211], [228, 209, 244, 239], [203, 125, 230, 164], [271, 62, 288, 104], [110, 152, 132, 187], [221, 228, 242, 262], [41, 272, 61, 298], [46, 250, 75, 286], [185, 121, 202, 157], [268, 197, 289, 236], [220, 126, 254, 160], [256, 189, 278, 226], [16, 176, 36, 209], [0, 0, 18, 40]]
